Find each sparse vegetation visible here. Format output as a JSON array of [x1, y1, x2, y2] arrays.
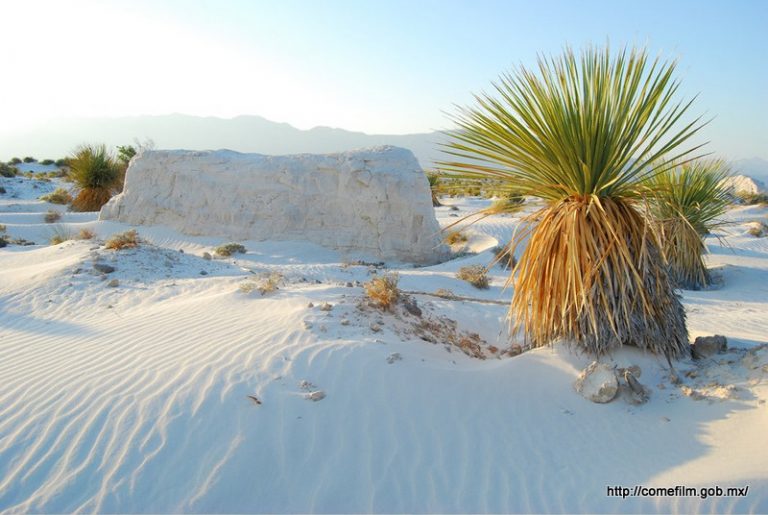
[[456, 265, 490, 289], [55, 158, 70, 168], [747, 221, 768, 237], [441, 46, 703, 357], [49, 226, 72, 245], [23, 156, 36, 163], [364, 272, 400, 310], [77, 228, 96, 240], [44, 210, 62, 223], [9, 157, 21, 165], [40, 159, 55, 166], [39, 188, 73, 205], [105, 229, 139, 250], [443, 230, 468, 246], [738, 192, 768, 206], [239, 272, 283, 295], [214, 242, 246, 256], [646, 159, 731, 290], [68, 144, 121, 211], [0, 163, 17, 177], [486, 190, 525, 215]]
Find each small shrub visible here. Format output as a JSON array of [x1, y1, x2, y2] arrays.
[[9, 157, 21, 165], [105, 229, 139, 250], [214, 242, 246, 256], [456, 265, 490, 289], [0, 223, 6, 233], [239, 272, 283, 295], [77, 228, 96, 240], [39, 188, 72, 205], [49, 226, 72, 245], [364, 272, 400, 310], [0, 163, 17, 177], [23, 156, 36, 163], [44, 210, 62, 223], [55, 158, 70, 168], [747, 221, 768, 237], [444, 230, 468, 246], [69, 144, 121, 211], [41, 159, 55, 165], [487, 194, 525, 215], [493, 244, 517, 270], [434, 288, 456, 299]]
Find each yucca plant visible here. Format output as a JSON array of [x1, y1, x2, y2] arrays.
[[440, 46, 707, 358], [68, 144, 121, 211], [426, 172, 443, 206], [645, 159, 730, 290]]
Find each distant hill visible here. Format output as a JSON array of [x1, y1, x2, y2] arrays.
[[0, 114, 448, 169]]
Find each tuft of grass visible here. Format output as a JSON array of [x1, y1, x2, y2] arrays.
[[68, 144, 121, 211], [105, 229, 139, 250], [645, 159, 731, 290], [456, 265, 490, 289], [77, 228, 96, 240], [486, 190, 525, 215], [49, 226, 72, 245], [240, 272, 283, 295], [39, 187, 73, 205], [364, 272, 400, 310], [214, 242, 246, 257], [746, 221, 768, 237], [443, 230, 468, 246], [440, 46, 703, 358], [44, 210, 62, 223]]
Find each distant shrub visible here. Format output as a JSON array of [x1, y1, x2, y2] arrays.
[[68, 144, 121, 211], [0, 163, 17, 177], [444, 230, 468, 246], [487, 191, 525, 215], [214, 242, 246, 256], [23, 156, 36, 163], [40, 159, 55, 165], [239, 272, 283, 295], [9, 157, 21, 165], [77, 228, 96, 240], [44, 210, 62, 223], [39, 187, 72, 205], [105, 229, 139, 250], [457, 265, 489, 289], [55, 158, 70, 168], [738, 192, 768, 206], [0, 186, 6, 194], [493, 243, 517, 270], [364, 272, 400, 310]]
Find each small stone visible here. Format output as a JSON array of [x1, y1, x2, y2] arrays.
[[574, 362, 619, 403], [305, 390, 326, 402], [340, 319, 350, 326], [93, 263, 116, 274], [345, 281, 353, 287], [202, 252, 212, 260], [386, 352, 402, 364], [178, 248, 184, 253], [622, 370, 650, 405], [691, 335, 727, 359], [307, 302, 314, 308], [370, 323, 381, 333], [319, 302, 333, 312], [303, 321, 313, 330], [107, 279, 119, 288], [450, 206, 459, 211], [199, 270, 208, 275]]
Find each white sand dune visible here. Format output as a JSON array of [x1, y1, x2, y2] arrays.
[[1, 179, 767, 512]]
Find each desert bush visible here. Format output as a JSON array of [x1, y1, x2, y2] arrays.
[[646, 159, 730, 290], [0, 187, 6, 194], [23, 156, 36, 163], [456, 265, 490, 289], [77, 228, 96, 240], [364, 272, 400, 310], [40, 159, 55, 165], [105, 229, 139, 250], [44, 210, 62, 223], [214, 242, 246, 256], [39, 187, 73, 205], [55, 158, 70, 168], [444, 230, 468, 246], [239, 272, 283, 295], [68, 144, 121, 211], [440, 46, 703, 358], [0, 163, 17, 177], [9, 157, 21, 165]]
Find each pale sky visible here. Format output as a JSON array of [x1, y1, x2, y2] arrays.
[[1, 0, 766, 159]]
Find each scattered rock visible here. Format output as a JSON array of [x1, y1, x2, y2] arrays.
[[340, 318, 350, 326], [387, 352, 402, 364], [622, 369, 650, 405], [692, 335, 728, 359], [370, 323, 382, 333], [106, 279, 119, 288], [574, 362, 619, 403], [305, 390, 326, 402], [93, 263, 116, 274], [345, 281, 353, 287], [319, 302, 333, 312], [178, 248, 184, 253], [202, 252, 212, 260]]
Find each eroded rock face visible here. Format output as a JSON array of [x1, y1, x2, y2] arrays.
[[100, 147, 445, 263], [574, 362, 619, 403]]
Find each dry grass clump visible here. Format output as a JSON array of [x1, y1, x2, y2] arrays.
[[214, 242, 246, 257], [364, 272, 400, 310], [105, 229, 139, 250], [443, 230, 468, 246], [39, 188, 72, 205], [440, 46, 702, 358], [747, 221, 768, 237], [77, 228, 96, 240], [239, 272, 283, 296], [456, 265, 489, 289], [44, 210, 62, 223], [49, 226, 71, 245]]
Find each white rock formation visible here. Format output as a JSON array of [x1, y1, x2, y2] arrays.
[[720, 174, 765, 196], [100, 146, 445, 263]]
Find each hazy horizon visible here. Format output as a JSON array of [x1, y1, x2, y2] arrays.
[[1, 0, 766, 160]]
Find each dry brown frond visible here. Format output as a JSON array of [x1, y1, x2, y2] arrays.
[[511, 198, 688, 358], [105, 229, 139, 250], [364, 273, 400, 310], [71, 187, 113, 212]]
